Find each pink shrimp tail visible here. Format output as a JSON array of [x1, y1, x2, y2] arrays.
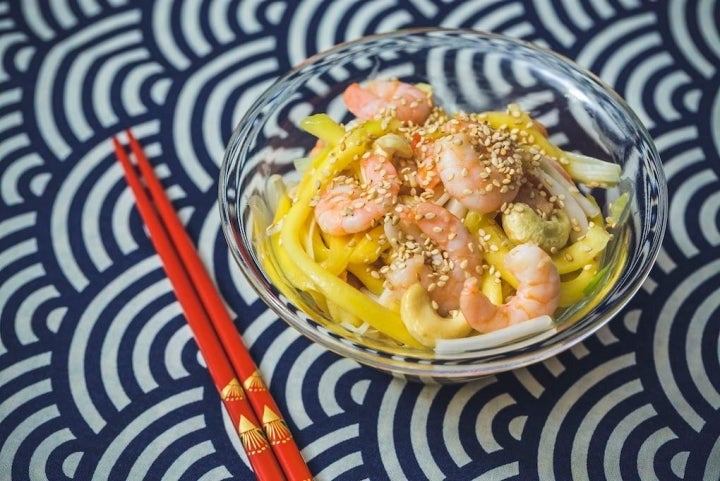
[[343, 80, 432, 124], [343, 83, 383, 120], [460, 277, 516, 333], [461, 243, 560, 333]]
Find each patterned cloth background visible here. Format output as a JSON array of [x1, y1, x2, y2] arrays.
[[1, 1, 719, 480]]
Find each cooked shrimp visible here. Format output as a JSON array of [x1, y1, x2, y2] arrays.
[[400, 202, 482, 314], [435, 132, 522, 213], [343, 80, 433, 125], [460, 243, 560, 333], [379, 254, 430, 306], [314, 153, 399, 235]]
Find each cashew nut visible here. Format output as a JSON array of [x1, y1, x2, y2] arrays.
[[400, 283, 473, 347], [501, 203, 571, 251], [375, 133, 413, 158]]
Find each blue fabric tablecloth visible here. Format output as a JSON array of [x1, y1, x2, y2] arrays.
[[1, 1, 719, 479]]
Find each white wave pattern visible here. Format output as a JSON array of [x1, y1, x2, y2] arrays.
[[442, 0, 528, 35], [376, 378, 510, 477], [202, 57, 277, 171], [68, 256, 165, 433], [0, 258, 47, 354], [606, 403, 675, 478], [237, 0, 272, 35], [65, 30, 143, 140], [173, 37, 278, 191], [51, 137, 120, 290], [100, 277, 181, 412], [1, 150, 45, 205], [699, 191, 720, 245], [0, 22, 29, 82], [669, 0, 718, 78], [477, 393, 516, 453], [575, 12, 656, 72], [286, 0, 335, 65], [571, 380, 645, 481], [92, 48, 161, 126], [35, 9, 142, 160], [29, 427, 77, 481], [670, 169, 719, 256], [533, 0, 575, 47], [376, 379, 407, 478], [303, 425, 362, 481], [712, 87, 720, 165], [1, 403, 61, 479], [317, 357, 363, 416], [0, 351, 51, 396], [284, 342, 333, 429], [653, 68, 696, 121], [152, 0, 190, 70], [686, 283, 720, 407], [538, 354, 636, 479], [196, 201, 240, 318], [181, 0, 212, 58], [209, 0, 235, 42], [0, 90, 43, 206], [132, 302, 185, 392], [90, 388, 208, 480], [442, 381, 496, 467], [19, 0, 55, 41], [15, 284, 62, 344], [512, 367, 546, 398], [625, 53, 678, 128], [0, 349, 76, 480], [654, 259, 720, 432]]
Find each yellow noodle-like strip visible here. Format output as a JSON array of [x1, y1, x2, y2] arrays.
[[278, 120, 421, 347]]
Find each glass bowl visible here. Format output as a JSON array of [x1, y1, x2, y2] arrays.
[[218, 28, 667, 382]]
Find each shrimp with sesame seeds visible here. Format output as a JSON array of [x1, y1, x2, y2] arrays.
[[314, 152, 400, 236], [460, 243, 560, 333], [398, 202, 482, 314], [343, 79, 433, 125], [435, 132, 522, 213]]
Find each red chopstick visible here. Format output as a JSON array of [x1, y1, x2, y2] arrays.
[[113, 131, 313, 481]]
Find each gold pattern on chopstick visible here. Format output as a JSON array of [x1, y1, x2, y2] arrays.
[[220, 378, 245, 401], [243, 370, 267, 392], [262, 405, 292, 445], [238, 416, 270, 455]]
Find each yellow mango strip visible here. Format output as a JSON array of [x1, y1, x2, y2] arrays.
[[269, 194, 316, 290], [309, 222, 330, 262], [347, 263, 385, 296], [324, 272, 363, 327], [320, 230, 354, 275], [348, 226, 387, 264], [558, 258, 601, 307], [300, 113, 346, 144], [326, 297, 363, 327], [292, 119, 398, 206], [279, 121, 421, 347], [316, 225, 386, 276], [482, 108, 566, 160], [480, 269, 504, 306], [250, 196, 319, 318], [552, 222, 611, 274], [464, 211, 518, 288]]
